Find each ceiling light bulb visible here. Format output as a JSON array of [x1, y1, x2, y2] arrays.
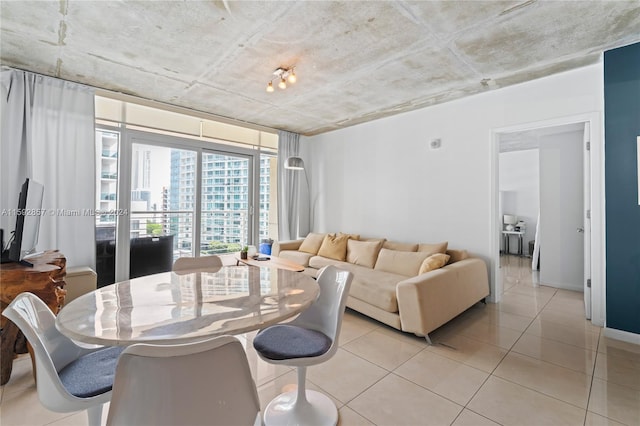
[[288, 71, 297, 84], [278, 78, 286, 90], [266, 82, 274, 92]]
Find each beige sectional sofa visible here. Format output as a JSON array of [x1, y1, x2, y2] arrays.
[[273, 233, 490, 343]]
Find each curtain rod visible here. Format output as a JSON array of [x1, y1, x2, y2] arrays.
[[2, 65, 278, 135], [1, 65, 94, 92]]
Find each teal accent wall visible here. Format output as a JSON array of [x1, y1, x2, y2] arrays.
[[604, 42, 640, 335]]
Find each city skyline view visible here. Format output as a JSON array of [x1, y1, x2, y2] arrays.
[[96, 129, 276, 258]]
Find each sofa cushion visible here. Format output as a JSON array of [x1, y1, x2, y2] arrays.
[[348, 266, 405, 312], [417, 241, 448, 257], [382, 241, 418, 252], [346, 239, 383, 269], [307, 259, 401, 313], [298, 232, 326, 255], [279, 250, 314, 267], [317, 233, 349, 261], [374, 248, 430, 277], [418, 253, 451, 275], [446, 249, 469, 264], [308, 255, 350, 270]]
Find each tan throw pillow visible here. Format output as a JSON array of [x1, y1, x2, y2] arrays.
[[317, 233, 349, 261], [446, 249, 469, 264], [362, 237, 386, 244], [374, 248, 430, 276], [418, 253, 451, 275], [339, 232, 360, 241], [346, 239, 383, 268], [417, 242, 448, 257], [298, 232, 326, 255], [382, 241, 418, 252]]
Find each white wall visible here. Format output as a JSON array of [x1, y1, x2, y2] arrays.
[[499, 149, 539, 254], [539, 131, 584, 290], [301, 63, 603, 297]]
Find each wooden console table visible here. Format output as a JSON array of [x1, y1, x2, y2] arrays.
[[235, 254, 305, 272], [0, 250, 66, 385]]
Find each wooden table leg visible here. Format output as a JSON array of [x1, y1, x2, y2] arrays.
[[0, 320, 20, 385]]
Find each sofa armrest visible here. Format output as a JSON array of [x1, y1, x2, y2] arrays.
[[396, 258, 489, 336], [272, 239, 304, 256]]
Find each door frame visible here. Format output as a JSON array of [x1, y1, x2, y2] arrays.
[[490, 112, 605, 327]]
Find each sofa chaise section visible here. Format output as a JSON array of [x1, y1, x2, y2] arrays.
[[273, 233, 490, 343]]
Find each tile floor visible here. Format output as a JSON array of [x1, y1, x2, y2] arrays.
[[1, 254, 639, 425]]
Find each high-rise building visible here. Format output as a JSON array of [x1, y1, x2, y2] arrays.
[[169, 151, 272, 254], [95, 130, 119, 240]]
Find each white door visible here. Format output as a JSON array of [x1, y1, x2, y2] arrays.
[[583, 123, 592, 319], [539, 128, 584, 290]]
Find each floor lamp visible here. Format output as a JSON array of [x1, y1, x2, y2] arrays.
[[285, 156, 312, 234]]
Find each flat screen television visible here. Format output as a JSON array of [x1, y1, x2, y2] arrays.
[[7, 178, 45, 266]]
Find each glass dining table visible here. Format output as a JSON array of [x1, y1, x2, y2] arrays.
[[55, 265, 319, 346]]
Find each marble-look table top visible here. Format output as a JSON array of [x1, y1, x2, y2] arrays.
[[56, 265, 319, 346]]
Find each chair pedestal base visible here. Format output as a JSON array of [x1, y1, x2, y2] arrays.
[[263, 389, 338, 426]]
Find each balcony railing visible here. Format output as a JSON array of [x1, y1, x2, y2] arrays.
[[101, 171, 117, 179], [128, 210, 249, 258]]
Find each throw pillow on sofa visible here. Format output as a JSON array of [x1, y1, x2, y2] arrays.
[[418, 253, 451, 274], [374, 248, 431, 276], [317, 233, 350, 261], [299, 232, 327, 255], [346, 239, 384, 268], [445, 249, 469, 264], [382, 241, 418, 252], [339, 232, 361, 241], [417, 242, 448, 257]]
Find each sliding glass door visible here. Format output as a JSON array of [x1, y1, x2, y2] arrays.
[[100, 130, 262, 284]]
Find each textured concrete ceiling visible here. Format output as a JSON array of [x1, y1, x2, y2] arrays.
[[1, 1, 639, 135]]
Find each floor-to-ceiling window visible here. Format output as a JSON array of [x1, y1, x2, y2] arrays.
[[94, 95, 278, 286]]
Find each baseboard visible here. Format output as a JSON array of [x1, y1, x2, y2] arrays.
[[603, 327, 640, 345]]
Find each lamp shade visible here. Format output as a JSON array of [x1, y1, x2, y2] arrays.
[[503, 214, 517, 225], [284, 156, 305, 170]]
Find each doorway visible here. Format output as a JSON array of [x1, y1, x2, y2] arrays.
[[491, 115, 602, 324]]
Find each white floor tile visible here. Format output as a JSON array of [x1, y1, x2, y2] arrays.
[[4, 254, 639, 426]]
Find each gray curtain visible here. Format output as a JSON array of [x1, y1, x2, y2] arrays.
[[0, 68, 96, 268], [1, 70, 33, 237], [277, 130, 300, 240]]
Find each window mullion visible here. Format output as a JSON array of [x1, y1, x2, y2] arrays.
[[194, 149, 202, 256]]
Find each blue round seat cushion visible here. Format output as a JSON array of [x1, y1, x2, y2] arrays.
[[58, 346, 125, 398], [253, 324, 332, 360]]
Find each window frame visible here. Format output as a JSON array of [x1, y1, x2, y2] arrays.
[[97, 126, 269, 282]]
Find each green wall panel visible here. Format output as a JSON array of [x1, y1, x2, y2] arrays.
[[604, 42, 640, 335]]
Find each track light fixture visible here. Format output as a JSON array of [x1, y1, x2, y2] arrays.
[[266, 66, 297, 92]]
